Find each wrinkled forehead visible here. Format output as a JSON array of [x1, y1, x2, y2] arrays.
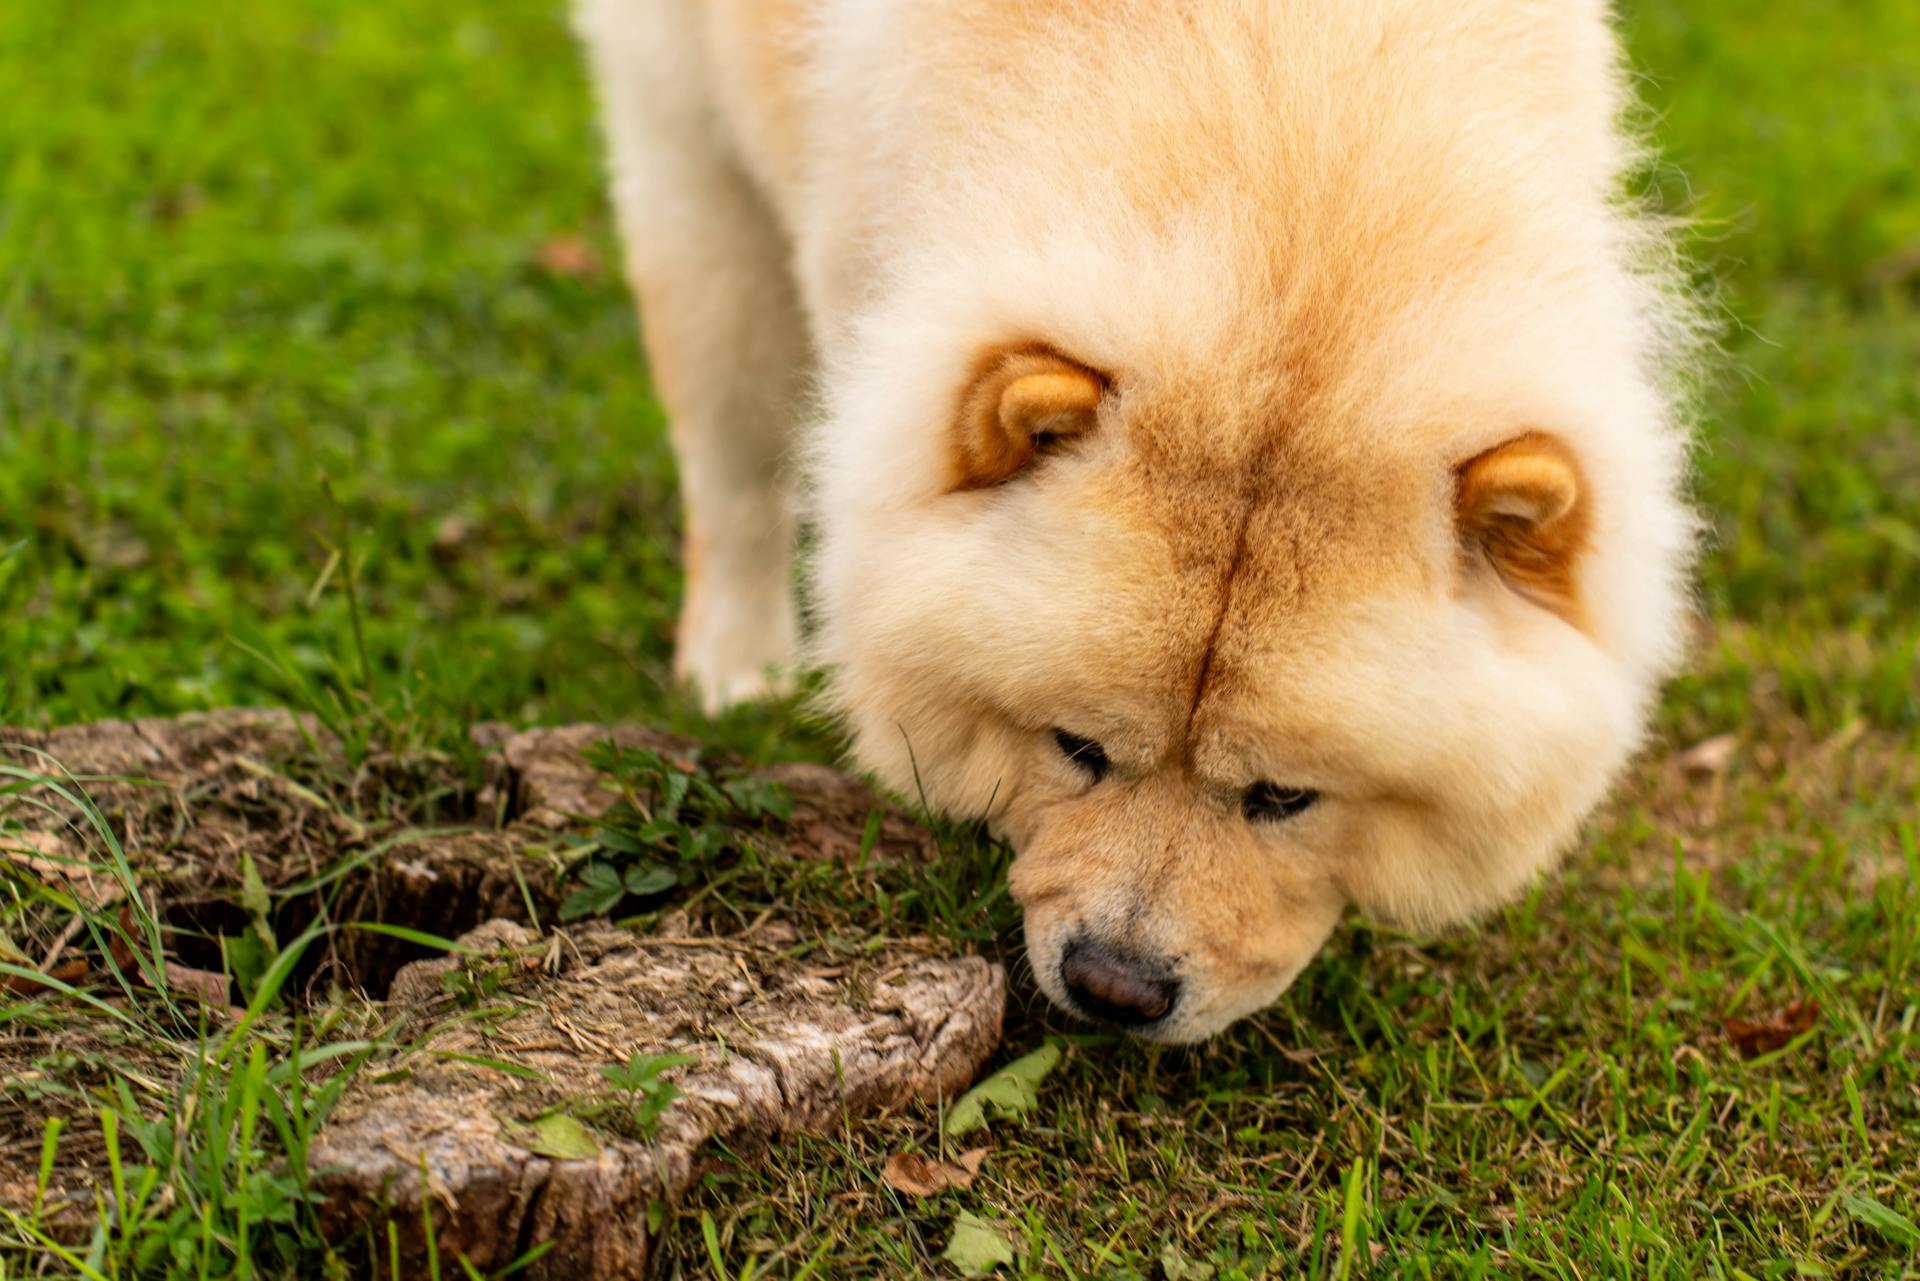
[[1112, 368, 1446, 559], [1068, 423, 1447, 759]]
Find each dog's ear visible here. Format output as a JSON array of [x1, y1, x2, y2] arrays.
[[1454, 432, 1591, 625], [951, 347, 1106, 490]]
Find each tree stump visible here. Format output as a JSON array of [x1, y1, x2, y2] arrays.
[[311, 919, 1004, 1278], [1, 712, 1006, 1273]]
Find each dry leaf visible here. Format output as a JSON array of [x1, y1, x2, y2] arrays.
[[432, 515, 473, 552], [882, 1147, 988, 1196], [1678, 733, 1737, 778], [163, 962, 234, 1009], [1158, 1243, 1217, 1280], [105, 906, 234, 1013], [1723, 999, 1819, 1057], [108, 906, 140, 974], [3, 958, 88, 996], [536, 236, 603, 280]]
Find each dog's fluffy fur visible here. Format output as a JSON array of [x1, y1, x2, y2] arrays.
[[577, 0, 1698, 1040]]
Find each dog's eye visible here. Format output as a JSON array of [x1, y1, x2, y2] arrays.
[[1052, 729, 1110, 783], [1243, 782, 1318, 823]]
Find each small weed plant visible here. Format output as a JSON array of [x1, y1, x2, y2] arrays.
[[559, 742, 791, 921]]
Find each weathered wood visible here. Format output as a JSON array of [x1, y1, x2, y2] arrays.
[[477, 723, 936, 864], [311, 919, 1005, 1279]]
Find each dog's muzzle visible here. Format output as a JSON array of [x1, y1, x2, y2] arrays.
[[1059, 935, 1181, 1026]]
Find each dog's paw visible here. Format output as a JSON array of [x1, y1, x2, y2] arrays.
[[674, 592, 797, 715], [677, 651, 794, 715]]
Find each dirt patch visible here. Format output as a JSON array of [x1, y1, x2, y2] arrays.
[[313, 918, 1003, 1278]]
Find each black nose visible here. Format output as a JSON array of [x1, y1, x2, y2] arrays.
[[1060, 937, 1180, 1026]]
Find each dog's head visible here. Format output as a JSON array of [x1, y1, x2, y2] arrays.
[[815, 322, 1689, 1040], [807, 5, 1695, 1042]]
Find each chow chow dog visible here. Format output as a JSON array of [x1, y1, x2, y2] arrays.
[[575, 0, 1698, 1041]]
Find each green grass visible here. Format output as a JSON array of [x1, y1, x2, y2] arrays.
[[2, 0, 1918, 1276], [0, 759, 359, 1279]]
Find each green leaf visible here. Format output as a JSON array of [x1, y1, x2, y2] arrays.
[[433, 1051, 550, 1080], [1845, 1194, 1920, 1248], [347, 921, 475, 953], [1158, 1243, 1217, 1281], [236, 851, 270, 917], [941, 1213, 1015, 1275], [623, 863, 677, 896], [588, 826, 637, 855], [523, 1112, 600, 1161], [223, 932, 268, 1002], [944, 1042, 1062, 1138], [577, 861, 622, 890], [560, 882, 625, 921], [680, 826, 723, 863], [33, 1116, 64, 1218], [217, 922, 327, 1063], [659, 769, 692, 819], [723, 775, 793, 820], [636, 817, 679, 845], [237, 848, 277, 953], [601, 1051, 699, 1090]]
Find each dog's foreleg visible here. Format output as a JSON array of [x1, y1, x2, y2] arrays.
[[584, 11, 810, 711]]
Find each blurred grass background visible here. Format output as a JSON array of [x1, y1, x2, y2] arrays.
[[1, 1, 1917, 1277], [1, 0, 1915, 741]]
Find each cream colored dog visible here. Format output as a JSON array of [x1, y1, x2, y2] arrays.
[[576, 0, 1698, 1041]]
